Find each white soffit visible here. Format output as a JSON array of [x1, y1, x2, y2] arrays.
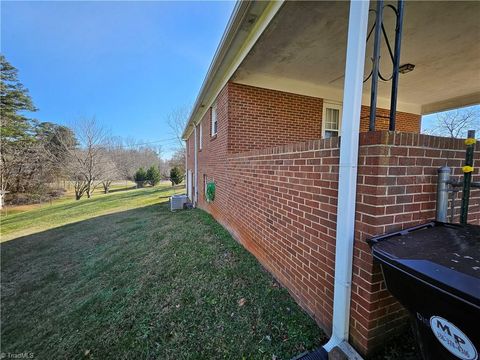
[[182, 1, 285, 140], [233, 1, 480, 115]]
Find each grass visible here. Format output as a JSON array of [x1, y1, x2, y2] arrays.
[[0, 182, 182, 241], [0, 180, 138, 218], [0, 186, 326, 359]]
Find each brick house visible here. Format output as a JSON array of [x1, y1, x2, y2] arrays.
[[183, 1, 480, 357]]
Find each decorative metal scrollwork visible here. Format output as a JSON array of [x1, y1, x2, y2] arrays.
[[367, 0, 405, 132], [364, 5, 399, 83]]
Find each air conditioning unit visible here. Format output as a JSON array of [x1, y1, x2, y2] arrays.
[[170, 195, 188, 211]]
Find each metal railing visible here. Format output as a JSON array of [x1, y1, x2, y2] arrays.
[[436, 130, 478, 225]]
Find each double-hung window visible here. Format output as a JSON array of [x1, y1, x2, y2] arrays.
[[322, 101, 342, 139], [211, 103, 218, 136]]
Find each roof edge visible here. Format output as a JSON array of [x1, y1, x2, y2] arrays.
[[182, 1, 284, 140]]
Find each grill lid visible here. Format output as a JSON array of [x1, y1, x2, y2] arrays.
[[369, 222, 480, 308]]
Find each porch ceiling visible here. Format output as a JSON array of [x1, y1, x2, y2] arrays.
[[232, 1, 480, 115]]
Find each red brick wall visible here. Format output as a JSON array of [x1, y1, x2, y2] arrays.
[[187, 82, 421, 159], [226, 83, 421, 153], [195, 83, 230, 207], [187, 125, 479, 356], [200, 137, 341, 333], [184, 83, 474, 356], [359, 106, 421, 133], [227, 83, 323, 153], [350, 132, 479, 353]]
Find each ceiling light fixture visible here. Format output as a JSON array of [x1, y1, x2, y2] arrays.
[[399, 63, 415, 74]]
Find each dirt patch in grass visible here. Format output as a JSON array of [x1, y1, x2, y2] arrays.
[[1, 201, 325, 359]]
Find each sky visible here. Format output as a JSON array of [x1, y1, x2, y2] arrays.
[[421, 105, 479, 134], [1, 0, 235, 157], [2, 1, 478, 156]]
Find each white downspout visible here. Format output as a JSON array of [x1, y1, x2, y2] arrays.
[[323, 0, 369, 354], [193, 124, 198, 207], [185, 140, 188, 194]]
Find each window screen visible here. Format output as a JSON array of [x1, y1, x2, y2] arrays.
[[211, 103, 218, 136], [322, 102, 342, 139]]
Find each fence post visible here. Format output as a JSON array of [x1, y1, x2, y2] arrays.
[[460, 130, 476, 225]]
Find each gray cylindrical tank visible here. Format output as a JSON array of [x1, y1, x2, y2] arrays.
[[436, 166, 451, 222]]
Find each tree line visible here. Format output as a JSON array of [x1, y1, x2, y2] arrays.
[[1, 55, 184, 205]]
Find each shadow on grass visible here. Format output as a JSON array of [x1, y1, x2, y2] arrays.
[[1, 203, 324, 360], [106, 185, 138, 194], [158, 185, 185, 199], [107, 183, 184, 195]]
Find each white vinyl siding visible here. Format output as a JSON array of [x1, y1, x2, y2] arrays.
[[322, 101, 342, 139]]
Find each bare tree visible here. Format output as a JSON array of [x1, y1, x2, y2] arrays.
[[164, 106, 190, 186], [166, 105, 191, 150], [0, 121, 76, 204], [61, 117, 110, 200], [1, 139, 48, 198], [423, 107, 479, 138], [158, 158, 170, 179], [109, 137, 163, 182], [110, 137, 136, 182], [169, 148, 186, 176], [71, 170, 89, 201], [99, 148, 119, 194]]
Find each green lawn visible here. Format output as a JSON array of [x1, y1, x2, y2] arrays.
[[0, 186, 326, 359], [0, 182, 180, 241]]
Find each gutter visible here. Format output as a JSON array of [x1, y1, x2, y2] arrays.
[[182, 1, 284, 140], [323, 0, 369, 355]]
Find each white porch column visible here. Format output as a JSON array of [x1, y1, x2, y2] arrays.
[[324, 0, 370, 354]]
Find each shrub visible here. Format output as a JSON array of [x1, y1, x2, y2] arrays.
[[146, 166, 161, 186], [170, 167, 183, 187], [134, 168, 147, 187]]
